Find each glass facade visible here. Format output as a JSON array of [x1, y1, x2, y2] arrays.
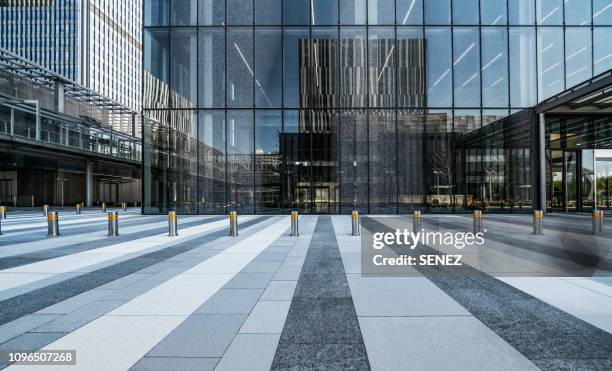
[[143, 0, 612, 214]]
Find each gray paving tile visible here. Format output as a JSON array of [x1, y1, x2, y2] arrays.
[[130, 357, 219, 371], [239, 301, 291, 334], [224, 272, 275, 289], [273, 266, 302, 281], [98, 276, 164, 301], [282, 256, 306, 267], [253, 252, 288, 262], [0, 314, 61, 344], [261, 281, 298, 301], [32, 301, 126, 332], [215, 334, 281, 371], [95, 273, 151, 290], [241, 261, 282, 273], [147, 314, 246, 358], [194, 289, 262, 314], [36, 290, 113, 314], [0, 332, 66, 351], [359, 316, 537, 371], [265, 246, 293, 254]]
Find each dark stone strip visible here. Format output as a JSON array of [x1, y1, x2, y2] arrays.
[[0, 217, 225, 270], [421, 217, 612, 275], [363, 217, 612, 370], [272, 216, 370, 370], [0, 216, 270, 326]]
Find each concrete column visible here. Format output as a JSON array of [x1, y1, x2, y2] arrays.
[[86, 160, 93, 208], [538, 113, 546, 212], [55, 80, 65, 114]]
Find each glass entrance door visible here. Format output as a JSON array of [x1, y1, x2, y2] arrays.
[[549, 150, 579, 212], [596, 150, 612, 212]]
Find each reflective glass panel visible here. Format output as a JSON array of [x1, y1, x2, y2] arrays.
[[198, 110, 226, 214], [171, 0, 197, 25], [481, 28, 509, 107], [369, 110, 397, 213], [425, 27, 452, 107], [255, 111, 282, 213], [536, 0, 562, 25], [481, 0, 507, 25], [255, 28, 282, 107], [228, 0, 253, 24], [368, 0, 395, 24], [397, 0, 423, 25], [340, 0, 367, 24], [368, 27, 396, 107], [538, 27, 564, 100], [340, 27, 367, 107], [564, 0, 591, 25], [170, 29, 198, 108], [565, 28, 592, 88], [397, 27, 426, 108], [339, 111, 368, 213], [284, 0, 310, 25], [594, 27, 612, 74], [453, 0, 479, 25], [227, 110, 254, 213], [283, 28, 309, 108], [310, 27, 339, 108], [594, 0, 612, 25], [453, 27, 480, 107], [509, 27, 536, 107], [425, 0, 451, 25], [509, 0, 535, 24], [313, 0, 339, 25], [198, 28, 225, 108], [425, 110, 453, 212], [227, 28, 254, 108], [255, 0, 282, 24], [144, 29, 169, 108], [199, 0, 225, 25], [397, 110, 424, 212], [144, 0, 168, 26]]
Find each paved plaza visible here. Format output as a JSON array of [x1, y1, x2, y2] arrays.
[[0, 210, 611, 370]]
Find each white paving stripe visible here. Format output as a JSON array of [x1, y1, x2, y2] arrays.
[[0, 216, 205, 258], [8, 216, 290, 371], [0, 217, 255, 292]]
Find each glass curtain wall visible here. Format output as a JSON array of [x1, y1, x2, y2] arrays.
[[143, 0, 612, 214]]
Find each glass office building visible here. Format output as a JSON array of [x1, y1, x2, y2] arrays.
[[143, 0, 612, 214]]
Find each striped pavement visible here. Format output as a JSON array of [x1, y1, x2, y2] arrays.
[[0, 210, 611, 370]]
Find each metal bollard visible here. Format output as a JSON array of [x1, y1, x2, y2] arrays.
[[291, 211, 299, 236], [76, 203, 81, 214], [0, 216, 2, 235], [412, 211, 422, 233], [229, 211, 238, 237], [0, 205, 6, 220], [108, 211, 119, 236], [533, 210, 544, 235], [43, 204, 49, 216], [101, 202, 106, 212], [47, 211, 60, 236], [593, 210, 604, 235], [122, 202, 127, 211], [81, 202, 85, 209], [473, 210, 483, 233], [351, 210, 360, 236], [168, 211, 178, 237]]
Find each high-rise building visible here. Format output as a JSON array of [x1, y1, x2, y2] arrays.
[[0, 0, 142, 112], [143, 0, 612, 215]]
